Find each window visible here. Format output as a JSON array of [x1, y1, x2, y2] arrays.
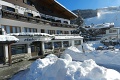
[[63, 21, 68, 24], [12, 26, 17, 33], [63, 41, 69, 47], [31, 45, 36, 52], [64, 31, 69, 34], [44, 42, 52, 49], [6, 6, 15, 12], [24, 27, 27, 32], [23, 0, 33, 6], [24, 27, 37, 32], [33, 28, 37, 32], [6, 26, 10, 33], [0, 46, 4, 57], [0, 28, 2, 35], [57, 30, 63, 34], [74, 40, 81, 45], [109, 29, 117, 33], [17, 27, 21, 33], [54, 42, 62, 48], [1, 25, 21, 33], [27, 0, 33, 6], [41, 29, 45, 33], [55, 20, 61, 23], [27, 13, 33, 17], [11, 44, 27, 55], [48, 30, 55, 34]]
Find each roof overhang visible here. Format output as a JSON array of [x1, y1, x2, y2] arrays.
[[31, 0, 78, 20]]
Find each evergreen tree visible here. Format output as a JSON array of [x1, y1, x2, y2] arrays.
[[74, 10, 89, 34]]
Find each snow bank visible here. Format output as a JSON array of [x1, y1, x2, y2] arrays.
[[63, 41, 120, 65], [11, 54, 120, 80]]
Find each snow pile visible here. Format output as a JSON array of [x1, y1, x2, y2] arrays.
[[63, 41, 120, 65], [12, 54, 120, 80], [64, 41, 105, 54]]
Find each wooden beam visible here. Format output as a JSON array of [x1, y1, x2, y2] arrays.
[[8, 44, 12, 66]]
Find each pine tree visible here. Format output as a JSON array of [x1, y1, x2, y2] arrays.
[[74, 10, 88, 34]]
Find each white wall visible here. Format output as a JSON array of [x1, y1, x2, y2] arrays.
[[0, 18, 74, 33]]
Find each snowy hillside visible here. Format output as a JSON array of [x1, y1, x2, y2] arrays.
[[84, 6, 120, 27]]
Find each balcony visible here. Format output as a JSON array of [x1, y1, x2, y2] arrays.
[[1, 9, 77, 28]]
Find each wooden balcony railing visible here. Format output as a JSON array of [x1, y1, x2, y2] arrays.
[[1, 9, 77, 28]]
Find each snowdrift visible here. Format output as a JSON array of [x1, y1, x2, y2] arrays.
[[63, 41, 120, 65], [11, 54, 120, 80]]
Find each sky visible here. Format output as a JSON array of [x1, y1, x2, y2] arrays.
[[57, 0, 120, 10]]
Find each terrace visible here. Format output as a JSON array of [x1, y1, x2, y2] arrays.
[[1, 9, 77, 28]]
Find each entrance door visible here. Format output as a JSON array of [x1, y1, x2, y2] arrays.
[[38, 41, 43, 55], [0, 46, 4, 63], [31, 41, 43, 56]]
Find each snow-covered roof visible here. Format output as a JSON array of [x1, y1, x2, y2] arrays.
[[0, 35, 19, 42], [7, 32, 54, 37], [54, 0, 78, 18], [54, 34, 83, 40]]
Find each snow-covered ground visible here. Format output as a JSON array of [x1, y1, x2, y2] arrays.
[[11, 54, 120, 80], [64, 41, 120, 66], [11, 41, 120, 80]]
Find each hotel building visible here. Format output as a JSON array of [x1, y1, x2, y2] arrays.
[[0, 0, 83, 64]]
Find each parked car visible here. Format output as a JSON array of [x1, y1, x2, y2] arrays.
[[107, 46, 115, 50], [96, 46, 105, 50]]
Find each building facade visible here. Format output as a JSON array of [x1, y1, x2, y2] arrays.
[[105, 27, 120, 40], [0, 0, 81, 64]]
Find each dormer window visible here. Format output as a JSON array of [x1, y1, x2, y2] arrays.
[[27, 13, 33, 17]]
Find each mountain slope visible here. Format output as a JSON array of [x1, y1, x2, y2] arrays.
[[84, 6, 120, 27], [72, 9, 97, 19]]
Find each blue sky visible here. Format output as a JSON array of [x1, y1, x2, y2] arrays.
[[57, 0, 120, 10]]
